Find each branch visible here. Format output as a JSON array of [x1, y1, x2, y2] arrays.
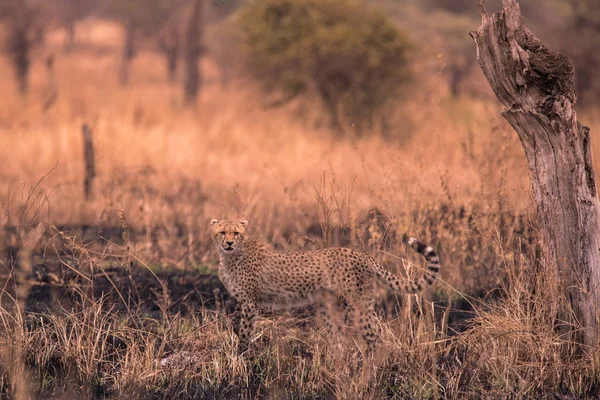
[[476, 0, 488, 20]]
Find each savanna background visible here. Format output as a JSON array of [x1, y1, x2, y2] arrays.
[[0, 0, 599, 398]]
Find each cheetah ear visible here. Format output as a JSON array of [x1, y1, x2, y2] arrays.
[[239, 220, 248, 227], [211, 219, 219, 226]]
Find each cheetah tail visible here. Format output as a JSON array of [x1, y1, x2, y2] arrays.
[[375, 238, 440, 294], [404, 238, 440, 293]]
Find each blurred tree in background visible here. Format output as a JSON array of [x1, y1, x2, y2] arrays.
[[565, 0, 600, 105], [207, 0, 242, 87], [0, 0, 598, 114], [238, 0, 412, 134], [210, 0, 241, 19], [183, 0, 204, 105], [102, 0, 188, 85], [427, 11, 475, 97], [154, 2, 188, 83], [206, 17, 241, 88], [0, 0, 46, 94], [54, 0, 96, 52]]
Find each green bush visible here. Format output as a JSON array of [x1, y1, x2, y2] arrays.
[[238, 0, 412, 133]]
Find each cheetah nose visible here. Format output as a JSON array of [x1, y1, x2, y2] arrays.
[[226, 241, 234, 246]]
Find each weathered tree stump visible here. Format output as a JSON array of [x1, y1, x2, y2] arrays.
[[470, 0, 600, 347]]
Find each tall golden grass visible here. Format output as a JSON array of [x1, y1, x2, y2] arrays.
[[0, 19, 599, 398]]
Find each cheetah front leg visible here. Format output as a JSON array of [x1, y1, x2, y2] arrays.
[[237, 302, 258, 354], [231, 302, 241, 336]]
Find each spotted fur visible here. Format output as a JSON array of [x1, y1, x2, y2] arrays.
[[210, 219, 441, 353]]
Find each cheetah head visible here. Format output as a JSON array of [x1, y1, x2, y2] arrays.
[[210, 219, 248, 254]]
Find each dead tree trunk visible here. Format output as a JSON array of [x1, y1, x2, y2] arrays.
[[470, 0, 600, 347], [183, 0, 203, 105]]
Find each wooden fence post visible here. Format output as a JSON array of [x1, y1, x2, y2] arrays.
[[82, 123, 96, 200]]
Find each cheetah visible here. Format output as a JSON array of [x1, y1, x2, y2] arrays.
[[211, 219, 440, 354]]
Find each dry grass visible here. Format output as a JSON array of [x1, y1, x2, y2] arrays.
[[0, 19, 599, 399]]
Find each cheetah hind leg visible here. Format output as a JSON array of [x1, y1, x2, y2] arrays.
[[316, 291, 345, 351], [342, 299, 355, 326], [356, 303, 381, 356], [345, 302, 381, 384]]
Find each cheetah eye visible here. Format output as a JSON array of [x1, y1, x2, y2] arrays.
[[219, 231, 226, 236], [234, 232, 239, 236]]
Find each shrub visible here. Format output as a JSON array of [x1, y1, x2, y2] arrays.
[[238, 0, 412, 134]]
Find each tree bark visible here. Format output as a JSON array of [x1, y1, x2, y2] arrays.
[[470, 0, 600, 348], [183, 0, 203, 105]]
